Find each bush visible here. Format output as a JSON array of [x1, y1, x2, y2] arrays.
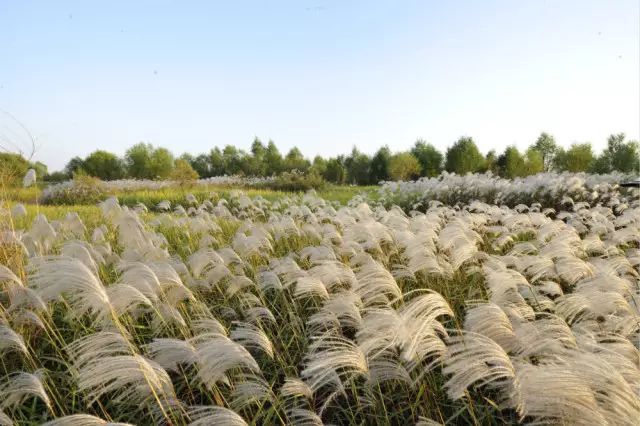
[[0, 153, 30, 186], [258, 170, 326, 192], [41, 174, 112, 205]]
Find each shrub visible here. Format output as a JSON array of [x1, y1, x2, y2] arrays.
[[41, 174, 111, 205], [259, 170, 326, 192]]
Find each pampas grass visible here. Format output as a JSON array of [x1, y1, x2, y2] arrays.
[[1, 175, 639, 424]]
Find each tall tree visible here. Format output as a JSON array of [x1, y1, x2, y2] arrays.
[[532, 132, 558, 172], [209, 148, 225, 176], [264, 140, 283, 176], [345, 147, 371, 185], [484, 150, 499, 174], [125, 143, 174, 179], [411, 140, 443, 177], [445, 137, 485, 174], [64, 156, 85, 177], [190, 154, 211, 177], [83, 150, 125, 180], [497, 146, 525, 178], [310, 155, 327, 176], [554, 143, 595, 172], [370, 146, 391, 183], [592, 133, 640, 174], [323, 157, 347, 184], [125, 143, 153, 178], [222, 145, 244, 175], [149, 147, 175, 179], [283, 147, 310, 172], [522, 147, 544, 176], [388, 152, 421, 181]]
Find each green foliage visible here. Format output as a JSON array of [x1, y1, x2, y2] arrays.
[[533, 132, 558, 171], [484, 150, 499, 174], [323, 157, 347, 184], [497, 146, 524, 178], [283, 147, 310, 173], [42, 173, 111, 205], [496, 146, 543, 178], [82, 150, 125, 180], [554, 143, 594, 172], [170, 159, 199, 184], [345, 147, 372, 185], [259, 170, 325, 191], [264, 140, 283, 175], [370, 146, 391, 183], [388, 152, 421, 181], [43, 171, 68, 182], [124, 142, 174, 179], [64, 156, 85, 177], [522, 147, 544, 176], [0, 153, 30, 185], [590, 133, 639, 174], [445, 137, 485, 174], [411, 140, 443, 177]]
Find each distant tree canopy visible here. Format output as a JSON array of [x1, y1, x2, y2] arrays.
[[124, 143, 174, 179], [388, 153, 421, 181], [49, 131, 638, 185], [445, 137, 485, 174], [412, 140, 443, 177], [82, 150, 126, 180], [533, 132, 558, 172], [554, 143, 595, 172], [590, 133, 640, 174], [370, 146, 391, 183]]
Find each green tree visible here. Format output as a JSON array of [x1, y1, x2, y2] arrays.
[[189, 154, 212, 177], [82, 150, 125, 180], [532, 132, 558, 172], [209, 148, 225, 176], [283, 147, 310, 172], [170, 159, 199, 185], [222, 145, 244, 175], [445, 137, 485, 174], [388, 152, 421, 181], [497, 146, 525, 178], [370, 146, 391, 183], [592, 133, 640, 174], [411, 140, 443, 177], [345, 147, 371, 185], [264, 140, 283, 176], [554, 143, 595, 172], [125, 143, 174, 179], [64, 156, 85, 177], [125, 143, 153, 178], [484, 150, 499, 174], [247, 137, 268, 176], [310, 155, 327, 176], [323, 157, 347, 184], [522, 147, 544, 176], [149, 147, 174, 179]]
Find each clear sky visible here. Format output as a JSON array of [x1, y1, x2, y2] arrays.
[[1, 0, 638, 171]]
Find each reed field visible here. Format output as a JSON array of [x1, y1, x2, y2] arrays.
[[0, 172, 639, 425]]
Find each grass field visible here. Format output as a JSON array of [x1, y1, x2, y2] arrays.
[[1, 174, 639, 425]]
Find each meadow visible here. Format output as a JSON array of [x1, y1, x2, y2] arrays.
[[0, 172, 639, 425]]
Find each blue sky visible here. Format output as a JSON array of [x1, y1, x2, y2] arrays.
[[1, 0, 638, 170]]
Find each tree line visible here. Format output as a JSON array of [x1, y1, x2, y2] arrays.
[[22, 132, 640, 185]]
